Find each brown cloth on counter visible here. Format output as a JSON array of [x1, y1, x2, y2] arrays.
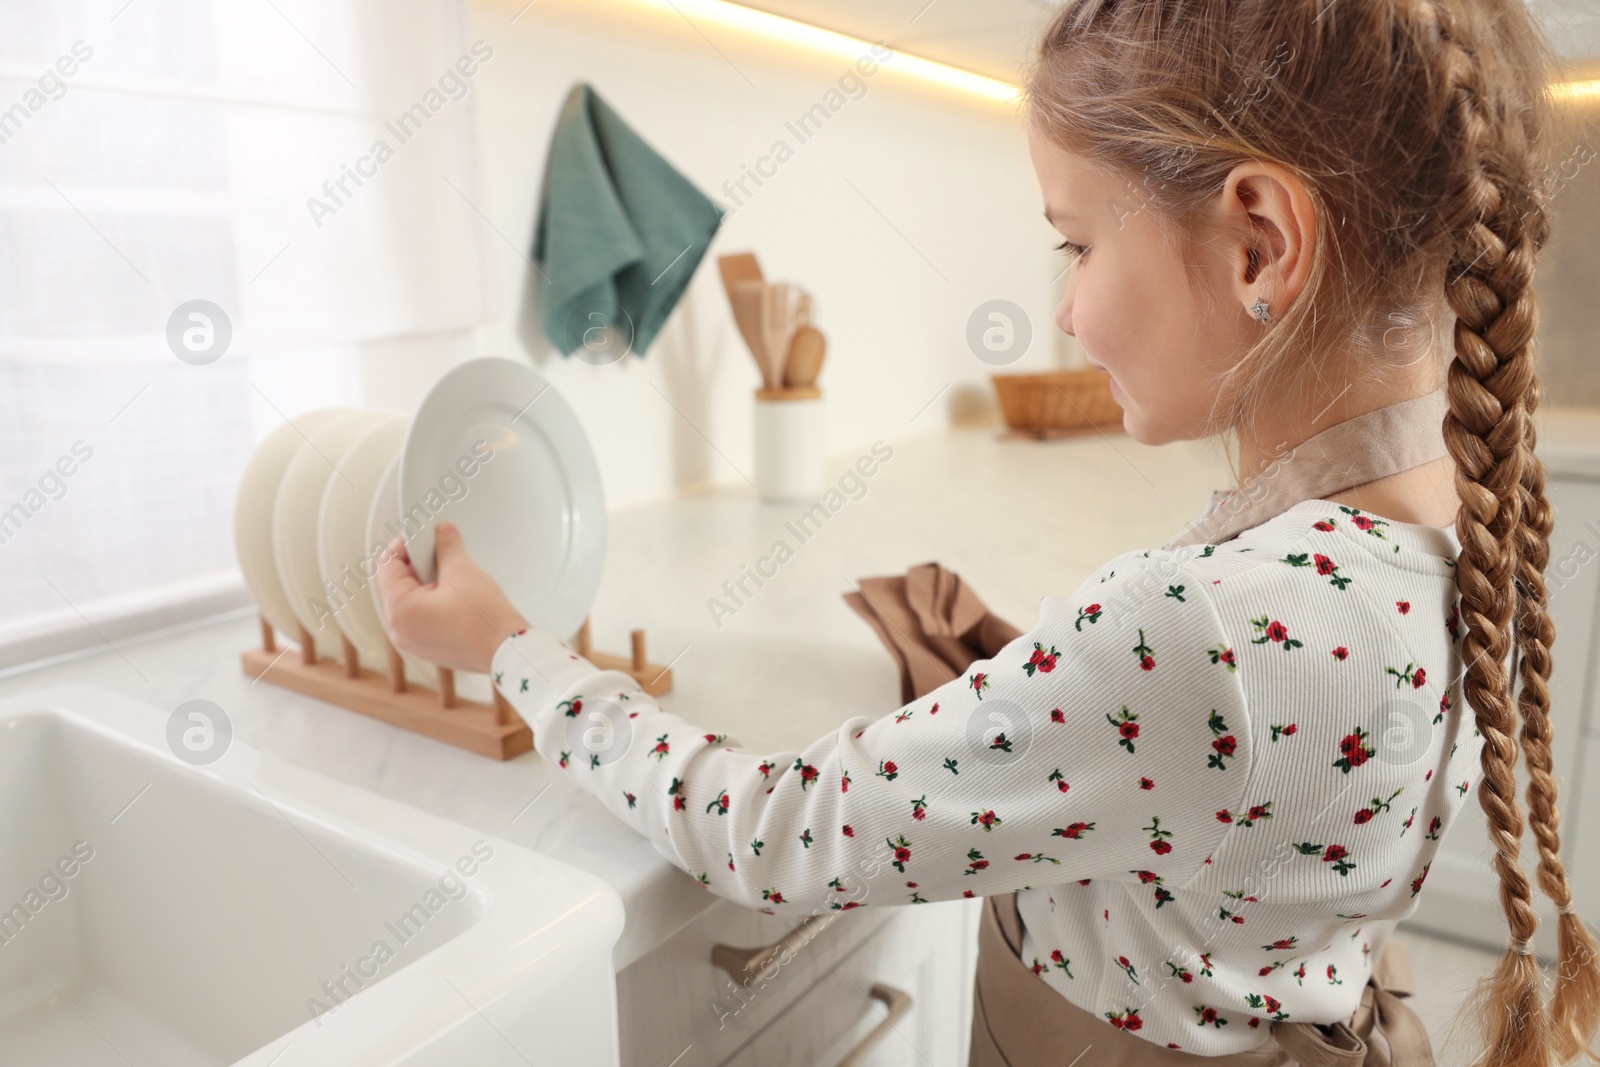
[[842, 562, 1023, 704]]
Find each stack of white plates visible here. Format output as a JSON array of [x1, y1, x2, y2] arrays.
[[232, 359, 607, 694]]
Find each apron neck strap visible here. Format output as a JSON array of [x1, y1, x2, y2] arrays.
[[1163, 388, 1449, 550]]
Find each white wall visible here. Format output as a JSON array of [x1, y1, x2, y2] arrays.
[[465, 0, 1077, 507]]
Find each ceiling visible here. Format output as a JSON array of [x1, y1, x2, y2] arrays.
[[734, 0, 1600, 83]]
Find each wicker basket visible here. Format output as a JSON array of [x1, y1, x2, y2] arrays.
[[991, 368, 1123, 438]]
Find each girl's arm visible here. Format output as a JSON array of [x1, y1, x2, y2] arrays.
[[379, 526, 1253, 916]]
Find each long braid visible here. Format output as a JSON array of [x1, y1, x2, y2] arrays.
[[1428, 0, 1551, 1063], [1515, 373, 1600, 1062]]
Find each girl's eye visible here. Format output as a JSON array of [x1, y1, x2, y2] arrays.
[[1055, 239, 1088, 262]]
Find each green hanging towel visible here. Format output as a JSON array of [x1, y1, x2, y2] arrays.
[[533, 82, 724, 358]]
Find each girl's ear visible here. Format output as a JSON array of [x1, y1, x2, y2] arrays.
[[1220, 160, 1317, 319]]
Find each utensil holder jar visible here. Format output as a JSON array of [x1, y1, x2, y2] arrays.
[[753, 387, 823, 501]]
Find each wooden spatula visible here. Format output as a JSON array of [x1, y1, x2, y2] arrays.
[[718, 252, 763, 294], [726, 255, 768, 374], [759, 282, 797, 391], [731, 279, 770, 386]]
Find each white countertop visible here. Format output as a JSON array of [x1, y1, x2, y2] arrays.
[[8, 408, 1600, 970]]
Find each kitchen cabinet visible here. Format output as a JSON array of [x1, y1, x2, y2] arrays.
[[1402, 471, 1600, 955], [618, 897, 981, 1067]]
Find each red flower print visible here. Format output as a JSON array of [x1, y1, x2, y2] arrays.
[[706, 790, 731, 815], [1216, 809, 1233, 823], [1315, 553, 1335, 575], [1106, 706, 1140, 753], [1105, 1007, 1142, 1030], [1284, 723, 1297, 735], [1139, 777, 1154, 790], [794, 759, 819, 789], [1133, 870, 1158, 884], [1353, 809, 1373, 824], [1333, 726, 1375, 773], [1323, 844, 1348, 863], [1050, 708, 1065, 723], [971, 809, 1002, 832], [1024, 642, 1061, 677], [1397, 600, 1410, 614], [965, 847, 988, 874], [1250, 615, 1303, 650], [650, 734, 671, 760], [1132, 628, 1155, 671], [1414, 667, 1426, 687], [1195, 1005, 1225, 1028], [1145, 815, 1174, 853], [1053, 821, 1096, 839], [1411, 861, 1431, 897], [1075, 602, 1103, 631], [1206, 710, 1237, 770], [842, 824, 853, 837], [876, 759, 898, 782], [1314, 520, 1335, 531], [911, 795, 928, 821], [969, 672, 990, 699], [887, 835, 912, 873], [1332, 646, 1348, 660]]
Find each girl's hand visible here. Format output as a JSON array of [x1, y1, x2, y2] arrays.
[[376, 522, 528, 674]]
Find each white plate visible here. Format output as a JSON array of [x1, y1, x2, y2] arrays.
[[234, 408, 353, 644], [364, 453, 441, 693], [273, 410, 404, 659], [315, 413, 408, 670], [400, 358, 605, 644]]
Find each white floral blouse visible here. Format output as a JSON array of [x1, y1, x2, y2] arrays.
[[492, 497, 1476, 1055]]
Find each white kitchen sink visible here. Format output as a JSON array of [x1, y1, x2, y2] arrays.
[[0, 685, 623, 1066]]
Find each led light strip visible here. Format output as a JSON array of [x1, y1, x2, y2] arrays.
[[628, 0, 1598, 110], [1550, 78, 1600, 102], [628, 0, 1022, 103]]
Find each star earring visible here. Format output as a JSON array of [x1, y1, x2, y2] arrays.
[[1250, 298, 1272, 324]]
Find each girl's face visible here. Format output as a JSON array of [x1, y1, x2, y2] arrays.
[[1028, 123, 1261, 446]]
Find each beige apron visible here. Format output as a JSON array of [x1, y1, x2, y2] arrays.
[[969, 389, 1450, 1066]]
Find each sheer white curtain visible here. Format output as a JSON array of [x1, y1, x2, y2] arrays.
[[0, 0, 488, 669]]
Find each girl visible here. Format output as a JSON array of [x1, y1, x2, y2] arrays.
[[378, 0, 1600, 1062]]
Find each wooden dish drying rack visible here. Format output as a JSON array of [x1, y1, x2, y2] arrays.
[[242, 616, 674, 760]]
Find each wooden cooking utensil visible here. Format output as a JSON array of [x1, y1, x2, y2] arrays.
[[718, 252, 763, 293], [783, 325, 826, 387], [731, 279, 770, 386], [719, 253, 766, 361], [758, 282, 797, 392]]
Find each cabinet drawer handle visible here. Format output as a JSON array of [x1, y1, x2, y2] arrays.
[[836, 981, 913, 1067], [710, 912, 840, 982]]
